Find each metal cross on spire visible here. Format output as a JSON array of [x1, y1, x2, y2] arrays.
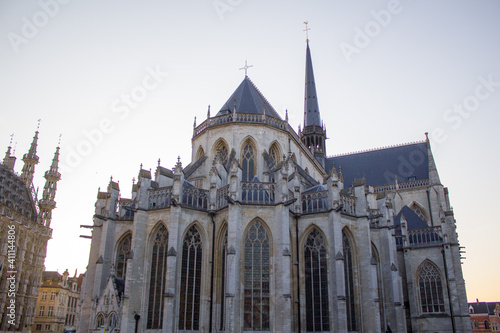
[[37, 118, 41, 131], [304, 21, 310, 42], [239, 60, 253, 76]]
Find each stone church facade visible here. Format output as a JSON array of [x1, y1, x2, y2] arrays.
[[78, 42, 471, 332]]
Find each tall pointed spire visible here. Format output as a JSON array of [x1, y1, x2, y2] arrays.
[[38, 145, 61, 227], [300, 29, 327, 168], [21, 124, 41, 187]]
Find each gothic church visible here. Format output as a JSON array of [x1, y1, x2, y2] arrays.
[[78, 41, 470, 332]]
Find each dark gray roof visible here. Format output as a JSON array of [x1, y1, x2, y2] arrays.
[[304, 42, 321, 127], [394, 205, 429, 229], [326, 142, 428, 188], [217, 76, 282, 119], [468, 302, 499, 315]]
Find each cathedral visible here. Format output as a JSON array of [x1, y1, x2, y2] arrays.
[[78, 40, 471, 333], [0, 129, 61, 331]]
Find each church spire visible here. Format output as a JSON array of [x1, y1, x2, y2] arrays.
[[38, 145, 61, 227], [21, 123, 41, 187], [300, 28, 327, 168]]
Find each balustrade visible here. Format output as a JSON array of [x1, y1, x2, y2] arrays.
[[148, 186, 172, 210], [241, 182, 275, 205], [216, 185, 229, 210], [182, 186, 208, 210], [301, 190, 328, 214]]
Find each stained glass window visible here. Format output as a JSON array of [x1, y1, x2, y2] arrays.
[[244, 220, 270, 331], [269, 144, 280, 165], [179, 226, 203, 330], [215, 141, 229, 165], [115, 234, 131, 280], [410, 203, 428, 221], [419, 261, 445, 313], [343, 230, 356, 331], [147, 225, 168, 329], [304, 228, 329, 332], [242, 141, 255, 181]]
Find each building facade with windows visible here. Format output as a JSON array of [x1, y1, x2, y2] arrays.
[[0, 130, 61, 332], [32, 270, 83, 333], [468, 300, 500, 332], [78, 41, 470, 332]]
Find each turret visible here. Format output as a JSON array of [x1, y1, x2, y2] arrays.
[[38, 146, 61, 227], [2, 144, 16, 170], [20, 129, 40, 187]]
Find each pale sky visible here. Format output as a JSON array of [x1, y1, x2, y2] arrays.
[[1, 0, 499, 302]]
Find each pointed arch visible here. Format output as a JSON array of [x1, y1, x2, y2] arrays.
[[196, 146, 205, 160], [213, 138, 229, 165], [417, 260, 445, 313], [303, 226, 329, 331], [115, 232, 132, 281], [217, 222, 229, 331], [241, 138, 257, 181], [243, 219, 271, 331], [179, 225, 203, 330], [147, 224, 168, 329], [371, 243, 385, 332], [268, 141, 282, 165], [342, 228, 357, 331], [410, 201, 428, 221]]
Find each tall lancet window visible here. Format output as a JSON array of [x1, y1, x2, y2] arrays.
[[342, 230, 357, 331], [147, 225, 168, 329], [418, 261, 445, 313], [115, 234, 132, 280], [219, 229, 228, 331], [179, 226, 203, 330], [241, 141, 256, 181], [304, 228, 330, 332], [244, 220, 270, 331]]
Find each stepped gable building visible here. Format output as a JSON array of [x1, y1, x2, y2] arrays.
[[79, 40, 470, 333], [0, 129, 61, 331]]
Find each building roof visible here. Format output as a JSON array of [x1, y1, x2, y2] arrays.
[[217, 76, 282, 119], [0, 164, 38, 219], [394, 205, 429, 229], [326, 141, 429, 188], [304, 41, 321, 127], [468, 301, 500, 315]]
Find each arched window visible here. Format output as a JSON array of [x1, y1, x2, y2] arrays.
[[343, 230, 357, 331], [196, 146, 205, 160], [244, 220, 270, 331], [115, 234, 131, 280], [96, 313, 105, 329], [418, 261, 445, 313], [410, 202, 428, 221], [241, 140, 256, 181], [304, 228, 329, 331], [484, 320, 490, 330], [473, 320, 479, 329], [269, 143, 280, 165], [372, 244, 385, 332], [179, 226, 203, 330], [214, 140, 229, 165], [147, 225, 168, 329], [219, 229, 228, 331]]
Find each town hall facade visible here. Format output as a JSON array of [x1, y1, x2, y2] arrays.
[[78, 41, 471, 332]]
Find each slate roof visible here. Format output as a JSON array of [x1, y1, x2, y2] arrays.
[[394, 205, 429, 229], [217, 76, 282, 119], [468, 301, 500, 315], [326, 142, 429, 188]]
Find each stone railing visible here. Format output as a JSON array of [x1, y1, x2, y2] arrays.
[[182, 186, 209, 210], [301, 190, 329, 214], [116, 198, 135, 220], [193, 113, 288, 138], [340, 193, 356, 216], [241, 182, 275, 205], [216, 184, 229, 210], [374, 179, 430, 193], [407, 226, 442, 247], [148, 186, 172, 210]]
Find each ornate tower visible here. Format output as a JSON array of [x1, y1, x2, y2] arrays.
[[38, 146, 61, 227], [2, 141, 16, 170], [300, 38, 327, 168], [20, 129, 40, 187]]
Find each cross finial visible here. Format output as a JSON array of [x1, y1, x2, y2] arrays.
[[303, 21, 310, 42], [9, 133, 14, 146], [57, 134, 62, 147], [37, 119, 41, 131], [239, 60, 253, 76]]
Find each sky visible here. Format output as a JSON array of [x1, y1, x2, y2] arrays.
[[1, 0, 499, 302]]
